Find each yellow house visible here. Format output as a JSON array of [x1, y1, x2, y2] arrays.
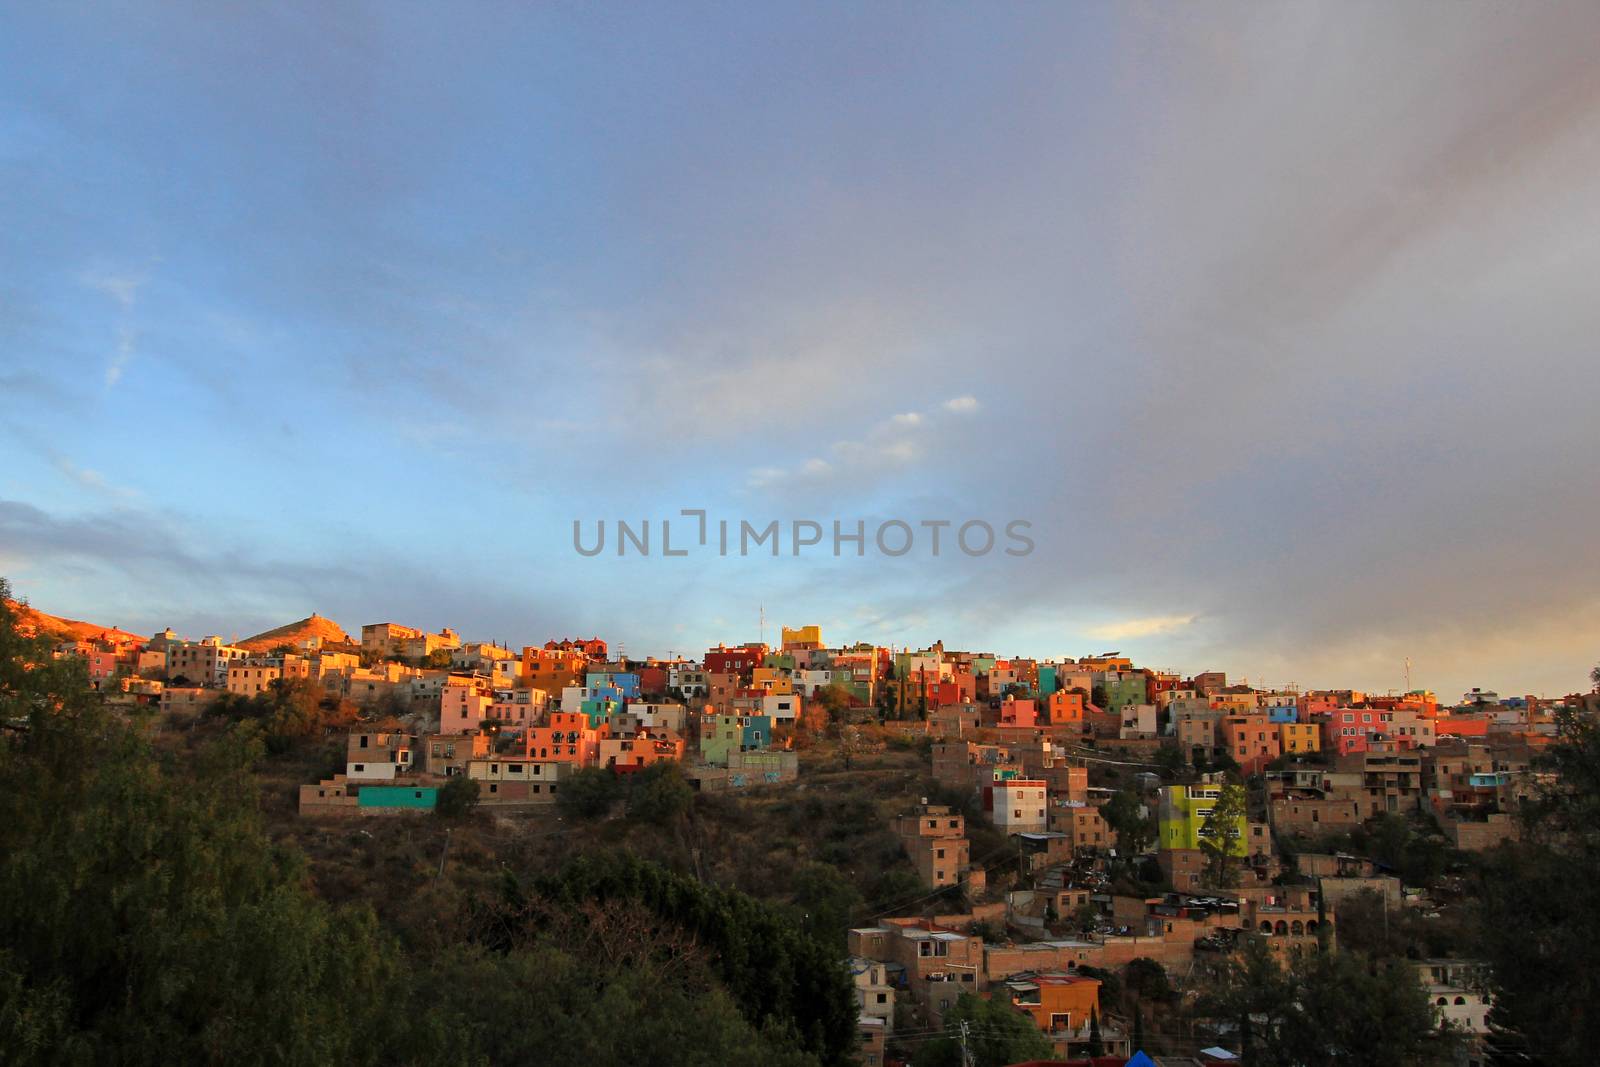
[[781, 625, 823, 650], [1279, 722, 1321, 754], [751, 666, 795, 695]]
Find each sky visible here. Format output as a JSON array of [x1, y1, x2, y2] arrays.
[[3, 2, 1599, 700]]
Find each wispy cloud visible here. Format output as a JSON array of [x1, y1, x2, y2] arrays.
[[82, 267, 148, 390], [746, 396, 981, 490], [105, 325, 135, 388], [80, 269, 145, 311], [1083, 614, 1198, 642]]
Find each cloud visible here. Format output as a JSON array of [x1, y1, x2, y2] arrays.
[[105, 325, 135, 389], [49, 455, 140, 501], [745, 396, 985, 491], [0, 497, 578, 648], [1083, 614, 1198, 642], [81, 267, 147, 390], [81, 269, 145, 310]]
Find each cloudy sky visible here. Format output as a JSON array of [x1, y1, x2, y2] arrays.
[[3, 3, 1598, 699]]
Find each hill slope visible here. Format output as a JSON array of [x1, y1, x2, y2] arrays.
[[237, 613, 355, 653], [4, 600, 145, 644]]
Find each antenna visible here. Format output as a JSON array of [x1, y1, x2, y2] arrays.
[[758, 604, 766, 647], [1404, 657, 1412, 692]]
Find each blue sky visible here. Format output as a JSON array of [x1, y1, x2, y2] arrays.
[[4, 3, 1599, 699]]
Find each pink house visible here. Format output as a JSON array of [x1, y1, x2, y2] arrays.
[[440, 675, 495, 735], [999, 697, 1038, 728], [1320, 709, 1379, 756]]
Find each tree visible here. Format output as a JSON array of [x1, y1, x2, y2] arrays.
[[810, 683, 855, 726], [1123, 956, 1173, 1004], [626, 761, 692, 825], [557, 766, 622, 819], [1088, 1005, 1104, 1056], [791, 863, 861, 946], [1477, 707, 1600, 1065], [436, 774, 480, 819], [914, 991, 1053, 1067], [1200, 784, 1248, 888], [423, 648, 454, 670], [1102, 788, 1155, 859], [1196, 935, 1454, 1067], [0, 584, 412, 1064], [1154, 743, 1188, 781], [519, 852, 857, 1065], [419, 942, 819, 1067]]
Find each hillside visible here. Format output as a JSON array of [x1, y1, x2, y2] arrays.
[[3, 600, 145, 645], [237, 613, 355, 653]]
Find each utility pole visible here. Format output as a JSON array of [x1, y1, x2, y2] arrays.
[[434, 827, 453, 884], [959, 1020, 972, 1067]]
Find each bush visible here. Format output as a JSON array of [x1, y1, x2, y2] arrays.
[[557, 767, 622, 820], [626, 762, 693, 825], [436, 775, 481, 819]]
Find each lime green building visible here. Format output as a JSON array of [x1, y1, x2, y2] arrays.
[[1158, 783, 1246, 856]]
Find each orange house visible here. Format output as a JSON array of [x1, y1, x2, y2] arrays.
[[599, 730, 686, 773], [523, 711, 600, 765], [1047, 689, 1087, 725], [520, 647, 587, 694], [1435, 716, 1491, 739], [1002, 971, 1101, 1035]]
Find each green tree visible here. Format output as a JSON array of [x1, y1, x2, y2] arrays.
[[791, 862, 861, 946], [519, 852, 857, 1065], [423, 648, 454, 670], [435, 774, 481, 818], [557, 766, 622, 819], [1123, 956, 1173, 1003], [1199, 783, 1247, 888], [1102, 788, 1155, 859], [1197, 935, 1453, 1067], [626, 761, 693, 824], [914, 991, 1053, 1067], [0, 584, 411, 1064], [1477, 706, 1600, 1065], [420, 942, 818, 1067], [1154, 743, 1188, 780]]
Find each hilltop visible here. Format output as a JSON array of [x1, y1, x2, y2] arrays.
[[237, 613, 355, 653], [3, 599, 145, 645]]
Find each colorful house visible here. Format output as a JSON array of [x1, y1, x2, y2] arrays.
[[1278, 721, 1321, 755], [1158, 782, 1247, 855], [699, 713, 772, 766], [356, 783, 438, 811], [1002, 971, 1102, 1037], [524, 711, 601, 765]]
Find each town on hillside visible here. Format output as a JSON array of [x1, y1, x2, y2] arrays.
[[26, 601, 1595, 1067]]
